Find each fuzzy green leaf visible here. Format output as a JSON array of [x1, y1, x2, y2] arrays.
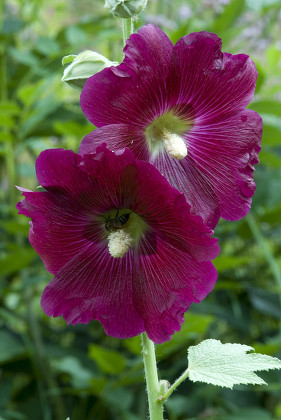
[[187, 339, 281, 389]]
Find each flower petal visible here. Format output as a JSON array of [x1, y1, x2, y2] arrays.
[[79, 124, 149, 160], [17, 189, 101, 275], [35, 146, 138, 212], [153, 152, 220, 228], [133, 230, 218, 343], [170, 32, 258, 121], [188, 109, 262, 221], [36, 148, 84, 195], [18, 146, 219, 343], [78, 26, 262, 231], [154, 110, 262, 227], [80, 25, 173, 127], [41, 246, 145, 339], [134, 160, 220, 260], [122, 24, 173, 84], [40, 190, 219, 343], [17, 147, 139, 275]]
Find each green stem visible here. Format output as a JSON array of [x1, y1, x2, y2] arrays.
[[141, 333, 163, 420], [161, 369, 189, 403], [122, 18, 133, 46]]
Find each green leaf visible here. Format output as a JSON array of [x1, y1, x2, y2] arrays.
[[54, 121, 93, 138], [249, 101, 281, 116], [262, 124, 281, 146], [1, 18, 24, 35], [17, 83, 42, 107], [90, 377, 107, 395], [0, 132, 13, 143], [158, 313, 214, 357], [249, 289, 281, 318], [35, 37, 60, 57], [0, 378, 13, 409], [8, 47, 40, 68], [266, 44, 281, 70], [103, 387, 133, 411], [20, 97, 60, 138], [0, 101, 20, 116], [0, 248, 37, 276], [88, 344, 126, 374], [258, 204, 281, 224], [0, 220, 30, 235], [62, 54, 77, 66], [0, 115, 14, 128], [212, 0, 245, 34], [259, 151, 281, 168], [247, 0, 281, 11], [51, 356, 93, 388], [254, 61, 265, 93], [214, 255, 250, 272], [65, 26, 88, 46], [122, 335, 141, 355], [253, 339, 281, 356], [225, 407, 273, 420], [187, 339, 281, 388], [0, 330, 26, 363]]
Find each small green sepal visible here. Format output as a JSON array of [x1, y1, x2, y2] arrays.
[[62, 54, 77, 66], [61, 51, 118, 91]]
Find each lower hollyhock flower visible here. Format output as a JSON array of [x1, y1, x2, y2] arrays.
[[80, 24, 262, 228], [17, 145, 219, 343]]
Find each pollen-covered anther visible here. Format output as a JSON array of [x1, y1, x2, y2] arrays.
[[162, 129, 187, 160], [107, 229, 135, 258]]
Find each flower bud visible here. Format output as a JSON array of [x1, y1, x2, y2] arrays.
[[159, 380, 170, 398], [61, 51, 118, 91], [104, 0, 147, 18]]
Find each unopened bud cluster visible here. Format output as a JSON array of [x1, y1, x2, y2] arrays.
[[105, 0, 147, 18]]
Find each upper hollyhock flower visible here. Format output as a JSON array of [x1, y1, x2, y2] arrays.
[[80, 25, 262, 228], [17, 145, 219, 343]]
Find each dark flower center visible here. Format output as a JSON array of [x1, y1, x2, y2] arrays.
[[102, 209, 148, 258], [105, 209, 132, 232]]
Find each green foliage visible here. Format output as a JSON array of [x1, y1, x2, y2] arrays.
[[88, 344, 126, 374], [1, 0, 281, 419], [187, 339, 281, 388]]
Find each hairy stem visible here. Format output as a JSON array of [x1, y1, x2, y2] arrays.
[[122, 18, 133, 46], [141, 333, 163, 420]]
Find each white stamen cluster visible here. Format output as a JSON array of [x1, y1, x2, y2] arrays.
[[108, 229, 134, 258], [162, 129, 187, 160]]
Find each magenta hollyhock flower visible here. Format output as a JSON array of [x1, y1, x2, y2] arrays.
[[80, 25, 262, 228], [17, 145, 219, 343]]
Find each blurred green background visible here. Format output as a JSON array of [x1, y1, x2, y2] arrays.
[[1, 0, 281, 419]]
